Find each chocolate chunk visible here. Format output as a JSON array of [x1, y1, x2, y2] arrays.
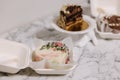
[[57, 5, 87, 31], [104, 15, 120, 30]]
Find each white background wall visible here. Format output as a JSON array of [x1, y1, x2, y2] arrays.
[[0, 0, 88, 34]]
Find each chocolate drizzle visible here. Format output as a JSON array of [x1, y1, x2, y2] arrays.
[[60, 5, 82, 25], [104, 15, 120, 30], [57, 5, 88, 31]]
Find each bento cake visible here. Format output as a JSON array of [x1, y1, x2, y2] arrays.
[[33, 42, 70, 66]]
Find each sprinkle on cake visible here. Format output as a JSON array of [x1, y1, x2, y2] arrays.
[[33, 42, 70, 65]]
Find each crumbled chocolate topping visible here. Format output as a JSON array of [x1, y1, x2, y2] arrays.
[[60, 11, 65, 16], [66, 6, 74, 13], [65, 11, 82, 21], [104, 15, 120, 30], [60, 5, 82, 23], [57, 5, 88, 31], [66, 5, 81, 13]]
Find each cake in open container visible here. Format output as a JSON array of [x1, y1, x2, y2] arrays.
[[0, 38, 76, 75], [96, 15, 120, 39]]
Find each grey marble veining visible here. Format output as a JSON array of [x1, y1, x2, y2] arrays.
[[1, 18, 120, 80], [1, 5, 120, 80]]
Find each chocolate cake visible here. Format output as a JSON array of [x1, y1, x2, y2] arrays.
[[98, 15, 120, 33], [57, 5, 88, 31], [104, 15, 120, 30]]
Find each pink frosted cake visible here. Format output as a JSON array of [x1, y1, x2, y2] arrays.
[[32, 42, 70, 66]]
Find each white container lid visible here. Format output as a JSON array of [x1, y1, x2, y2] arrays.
[[0, 39, 30, 73], [0, 38, 76, 74], [90, 0, 120, 17]]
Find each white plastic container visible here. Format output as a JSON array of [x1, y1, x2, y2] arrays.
[[90, 0, 120, 17], [95, 28, 120, 39], [90, 0, 120, 39], [0, 38, 76, 74], [0, 39, 30, 73], [50, 14, 98, 47]]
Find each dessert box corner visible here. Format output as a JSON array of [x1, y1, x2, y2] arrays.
[[95, 27, 120, 39], [0, 38, 76, 74], [95, 15, 120, 39], [90, 3, 120, 39]]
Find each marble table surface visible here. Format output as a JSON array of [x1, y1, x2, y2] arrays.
[[1, 8, 120, 80]]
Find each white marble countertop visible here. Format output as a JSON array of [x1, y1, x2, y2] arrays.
[[1, 6, 120, 80]]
